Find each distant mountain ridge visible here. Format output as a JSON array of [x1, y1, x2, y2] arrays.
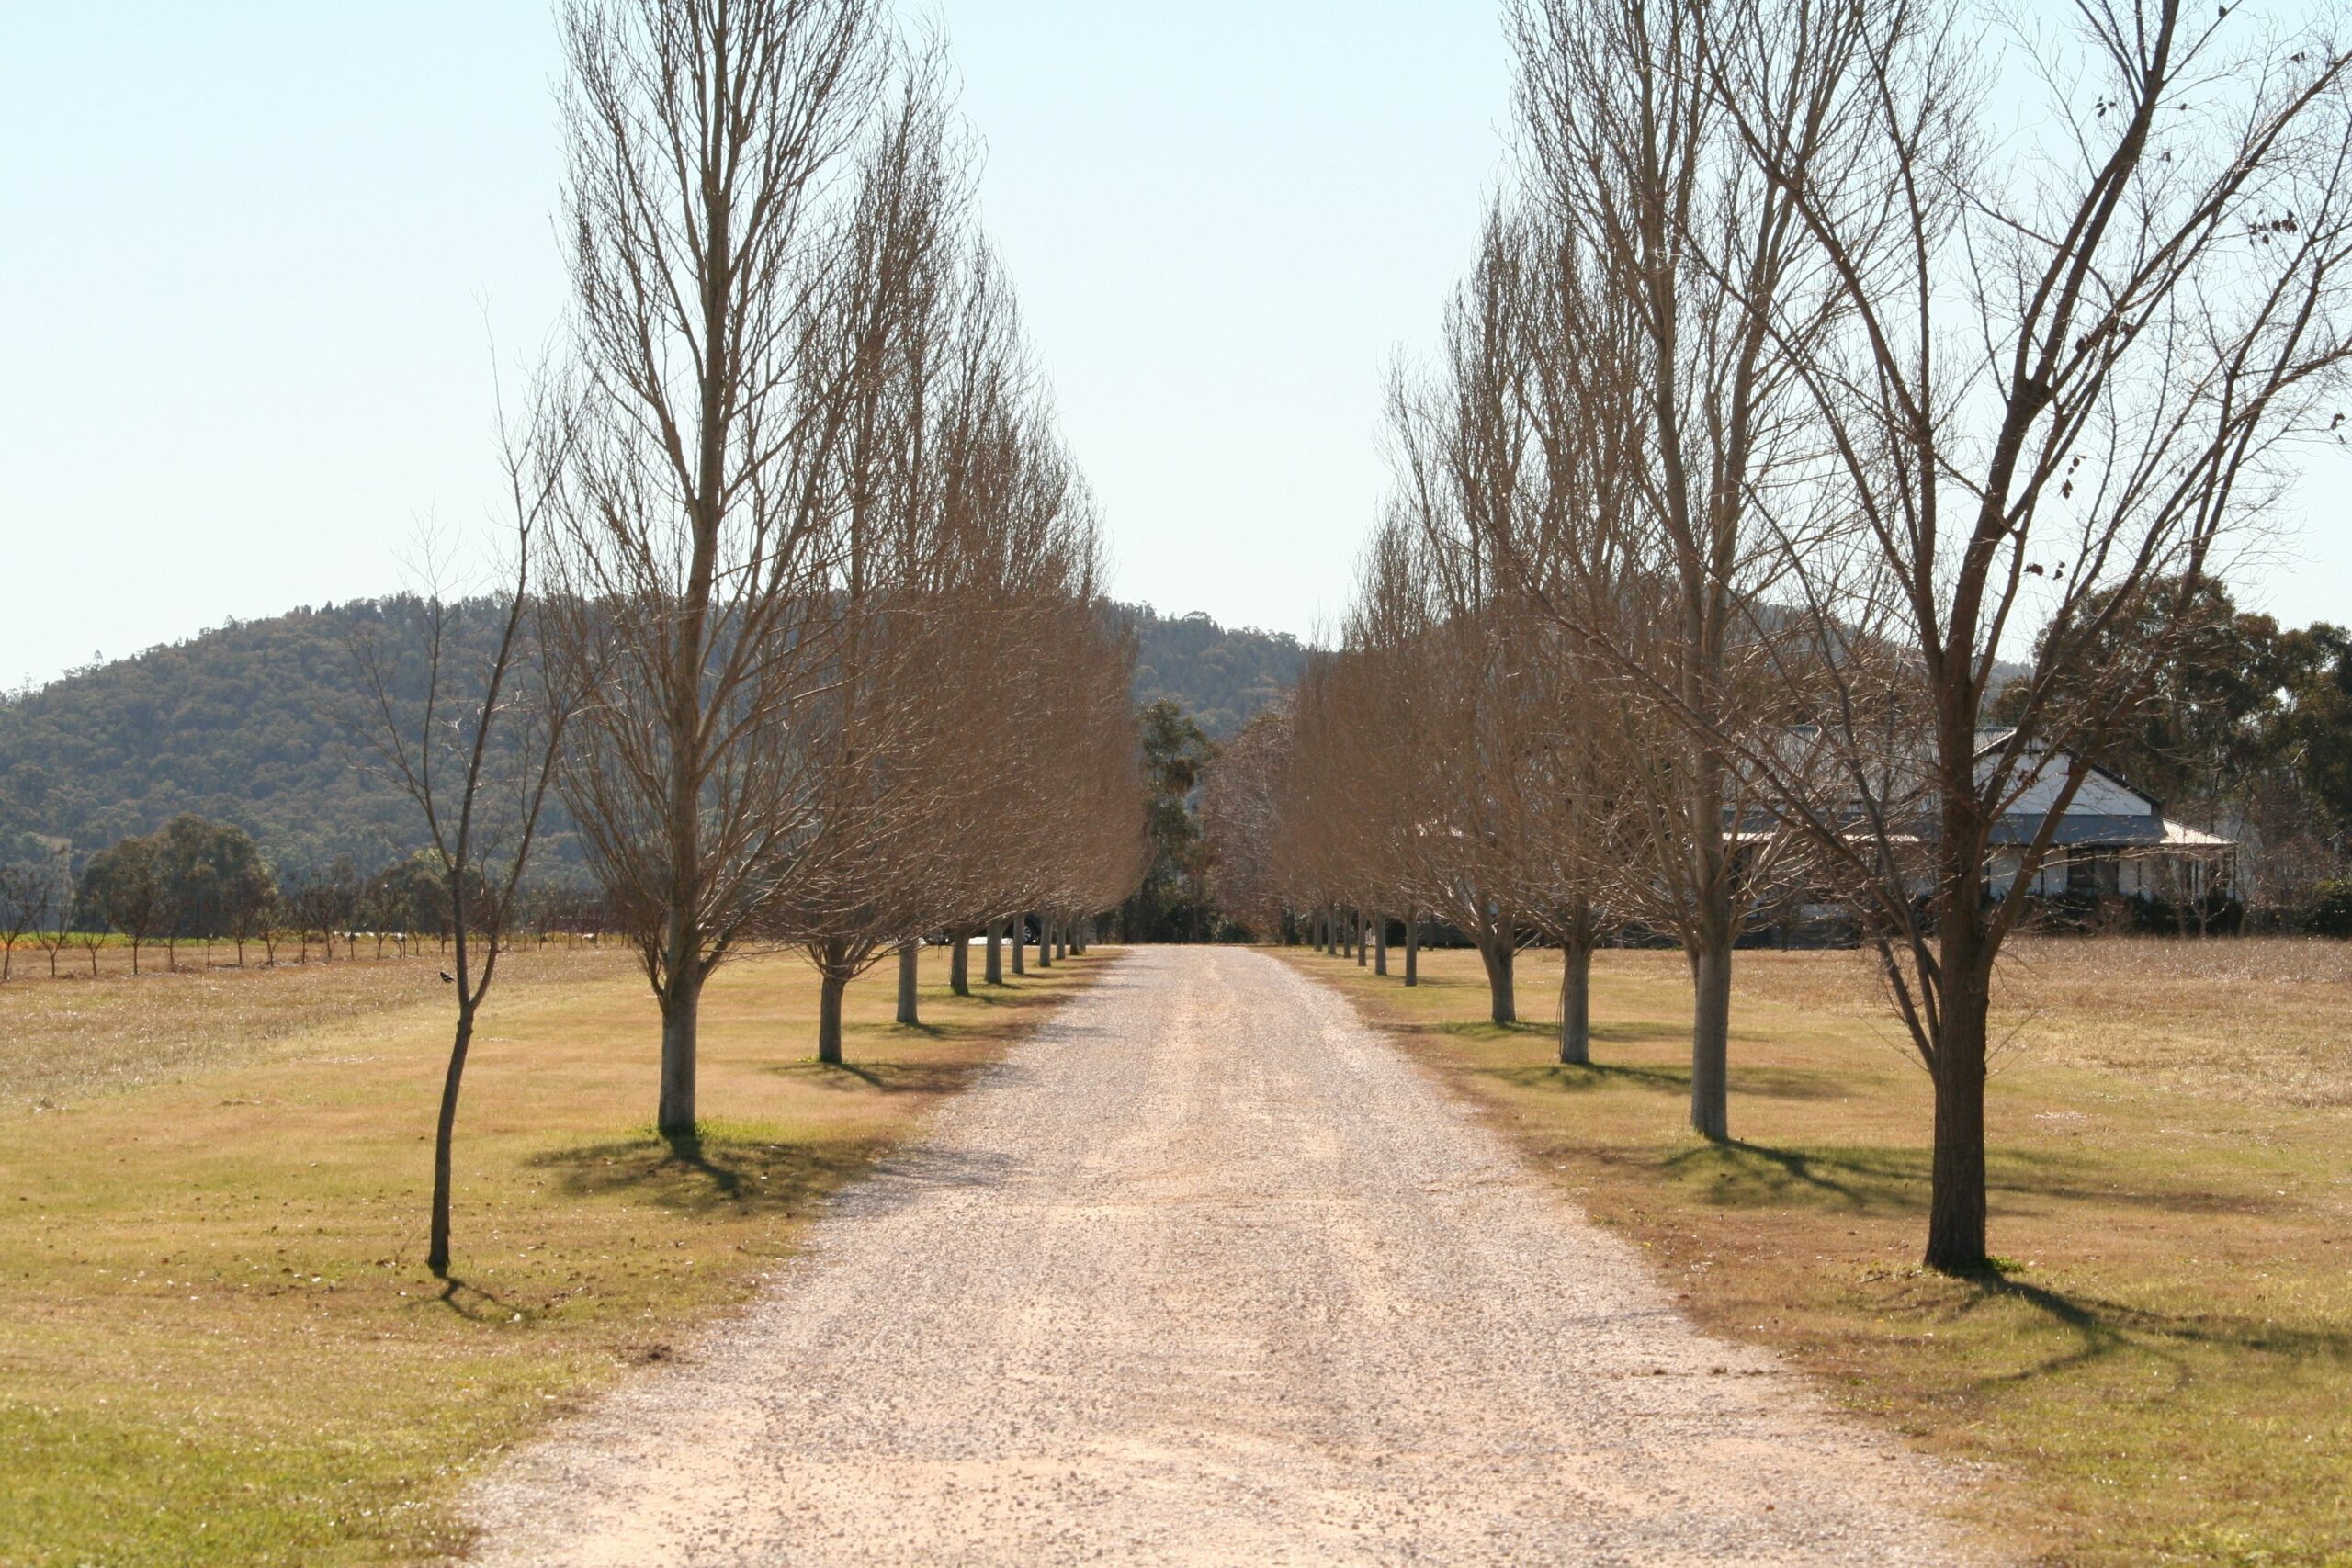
[[1114, 604, 1310, 740], [0, 598, 1312, 874], [0, 600, 509, 875]]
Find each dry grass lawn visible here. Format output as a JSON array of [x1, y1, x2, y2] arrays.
[[0, 942, 1114, 1567], [1283, 937, 2352, 1568], [0, 945, 601, 1113]]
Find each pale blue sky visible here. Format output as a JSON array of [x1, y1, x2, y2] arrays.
[[0, 3, 2342, 691]]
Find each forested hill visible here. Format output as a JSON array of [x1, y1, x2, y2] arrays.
[[1113, 604, 1310, 739], [0, 598, 1313, 873], [0, 600, 529, 875]]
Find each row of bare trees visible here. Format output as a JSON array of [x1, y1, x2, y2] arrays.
[[1215, 0, 2352, 1274], [361, 0, 1146, 1274], [538, 2, 1142, 1125]]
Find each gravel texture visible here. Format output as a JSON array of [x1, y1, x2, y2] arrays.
[[468, 946, 1985, 1566]]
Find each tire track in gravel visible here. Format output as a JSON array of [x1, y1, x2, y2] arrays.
[[467, 945, 1988, 1566]]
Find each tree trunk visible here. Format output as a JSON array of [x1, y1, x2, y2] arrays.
[[1374, 913, 1388, 976], [427, 1002, 477, 1276], [1559, 937, 1592, 1066], [896, 941, 920, 1025], [1477, 930, 1516, 1025], [1689, 937, 1732, 1140], [1355, 912, 1368, 966], [1404, 911, 1419, 986], [818, 952, 849, 1066], [1054, 919, 1067, 961], [950, 929, 971, 996], [1035, 913, 1052, 969], [985, 920, 1003, 985], [1926, 985, 1991, 1272], [658, 964, 702, 1137], [1012, 915, 1026, 976]]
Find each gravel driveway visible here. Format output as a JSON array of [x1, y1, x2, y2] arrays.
[[469, 946, 1982, 1565]]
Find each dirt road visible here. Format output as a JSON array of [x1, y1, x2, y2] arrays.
[[469, 946, 1978, 1565]]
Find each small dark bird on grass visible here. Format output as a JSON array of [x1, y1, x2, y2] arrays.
[[439, 971, 456, 984]]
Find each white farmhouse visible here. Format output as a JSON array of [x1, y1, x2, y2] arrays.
[[1979, 731, 2234, 902]]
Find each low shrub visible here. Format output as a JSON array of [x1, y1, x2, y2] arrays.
[[2305, 879, 2352, 939]]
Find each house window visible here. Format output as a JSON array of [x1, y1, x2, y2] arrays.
[[2066, 851, 2119, 895]]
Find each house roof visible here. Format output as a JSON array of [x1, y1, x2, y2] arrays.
[[1986, 813, 2235, 850], [1974, 728, 2164, 818]]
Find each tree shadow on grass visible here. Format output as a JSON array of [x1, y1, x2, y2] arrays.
[[1477, 1059, 1690, 1095], [1927, 1269, 2352, 1389], [1634, 1138, 2280, 1221], [1419, 1016, 1686, 1049], [1591, 1020, 1690, 1046], [428, 1273, 538, 1324], [527, 1131, 881, 1218], [1433, 1019, 1558, 1045], [1724, 1065, 1854, 1101], [1651, 1139, 1932, 1213], [766, 1059, 989, 1095], [963, 980, 1094, 1011], [1472, 1055, 1845, 1103]]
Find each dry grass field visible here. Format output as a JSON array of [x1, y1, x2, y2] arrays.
[[0, 941, 1114, 1567], [0, 931, 408, 987], [1285, 937, 2352, 1568], [0, 945, 600, 1114]]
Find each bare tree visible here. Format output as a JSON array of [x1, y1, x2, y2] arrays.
[[1507, 211, 1661, 1065], [1362, 210, 1640, 1032], [1200, 699, 1295, 939], [546, 0, 891, 1136], [784, 54, 983, 1061], [0, 862, 52, 982], [771, 53, 1146, 1059], [28, 851, 72, 978], [223, 863, 276, 968], [1510, 0, 1874, 1138], [1377, 229, 1544, 1026], [355, 380, 577, 1279], [71, 918, 105, 976], [1704, 0, 2352, 1269]]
